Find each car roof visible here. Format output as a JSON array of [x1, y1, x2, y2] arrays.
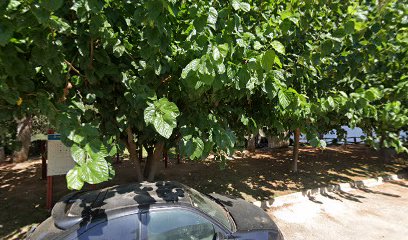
[[52, 181, 192, 230]]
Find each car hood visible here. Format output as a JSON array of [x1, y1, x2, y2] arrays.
[[209, 193, 279, 232]]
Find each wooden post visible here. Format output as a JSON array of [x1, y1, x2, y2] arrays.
[[46, 176, 53, 210], [292, 128, 300, 173]]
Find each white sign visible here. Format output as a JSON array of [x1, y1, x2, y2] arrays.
[[47, 134, 75, 176]]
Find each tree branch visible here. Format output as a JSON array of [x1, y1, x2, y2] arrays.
[[64, 60, 84, 76]]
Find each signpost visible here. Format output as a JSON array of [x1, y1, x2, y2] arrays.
[[46, 133, 75, 209]]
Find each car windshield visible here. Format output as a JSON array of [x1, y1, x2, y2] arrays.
[[186, 188, 233, 231]]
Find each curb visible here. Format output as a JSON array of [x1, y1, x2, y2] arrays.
[[252, 172, 408, 209]]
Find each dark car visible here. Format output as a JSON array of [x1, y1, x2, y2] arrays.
[[27, 181, 284, 240]]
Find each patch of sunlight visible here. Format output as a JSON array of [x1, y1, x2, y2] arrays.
[[11, 160, 40, 170], [31, 134, 47, 142], [239, 191, 257, 202], [259, 186, 274, 194], [273, 201, 320, 223], [0, 184, 10, 189], [227, 183, 235, 192], [321, 198, 346, 215], [3, 223, 38, 240]]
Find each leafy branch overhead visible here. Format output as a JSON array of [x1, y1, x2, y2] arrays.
[[0, 0, 406, 190]]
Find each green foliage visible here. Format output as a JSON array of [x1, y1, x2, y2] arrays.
[[0, 0, 407, 189], [144, 98, 180, 139]]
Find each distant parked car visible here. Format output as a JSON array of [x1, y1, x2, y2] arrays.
[[27, 181, 284, 240]]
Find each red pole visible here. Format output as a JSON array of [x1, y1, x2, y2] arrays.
[[177, 153, 181, 164], [46, 176, 53, 210], [41, 141, 47, 180]]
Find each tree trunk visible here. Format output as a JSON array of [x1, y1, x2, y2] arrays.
[[138, 143, 143, 162], [378, 133, 394, 162], [143, 146, 154, 178], [379, 133, 385, 149], [381, 148, 396, 163], [147, 142, 165, 182], [247, 134, 256, 152], [125, 127, 143, 182], [291, 128, 300, 172], [0, 147, 5, 162], [13, 116, 32, 163], [176, 146, 181, 164]]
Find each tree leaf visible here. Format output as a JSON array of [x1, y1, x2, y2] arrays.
[[344, 21, 355, 34], [274, 55, 282, 68], [207, 7, 218, 29], [254, 41, 263, 50], [278, 89, 290, 108], [264, 77, 278, 99], [190, 137, 204, 160], [66, 166, 84, 190], [181, 59, 200, 79], [240, 2, 250, 12], [319, 140, 327, 148], [6, 0, 21, 11], [201, 74, 215, 86], [271, 40, 285, 55], [144, 98, 180, 139], [364, 88, 381, 101], [231, 0, 241, 10], [0, 23, 12, 46], [241, 115, 249, 125], [181, 136, 204, 160], [113, 41, 126, 57], [40, 0, 64, 11], [71, 144, 86, 164], [80, 154, 109, 184], [327, 96, 335, 108], [320, 40, 333, 56], [212, 46, 220, 61], [261, 50, 275, 71], [218, 43, 229, 57]]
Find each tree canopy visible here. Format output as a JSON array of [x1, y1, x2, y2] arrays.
[[0, 0, 406, 190]]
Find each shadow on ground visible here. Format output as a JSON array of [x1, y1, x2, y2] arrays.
[[0, 145, 407, 239], [157, 145, 407, 202]]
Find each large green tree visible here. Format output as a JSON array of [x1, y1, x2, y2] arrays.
[[0, 0, 406, 189]]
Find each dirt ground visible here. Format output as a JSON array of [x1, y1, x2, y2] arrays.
[[268, 180, 408, 240], [0, 144, 407, 239]]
